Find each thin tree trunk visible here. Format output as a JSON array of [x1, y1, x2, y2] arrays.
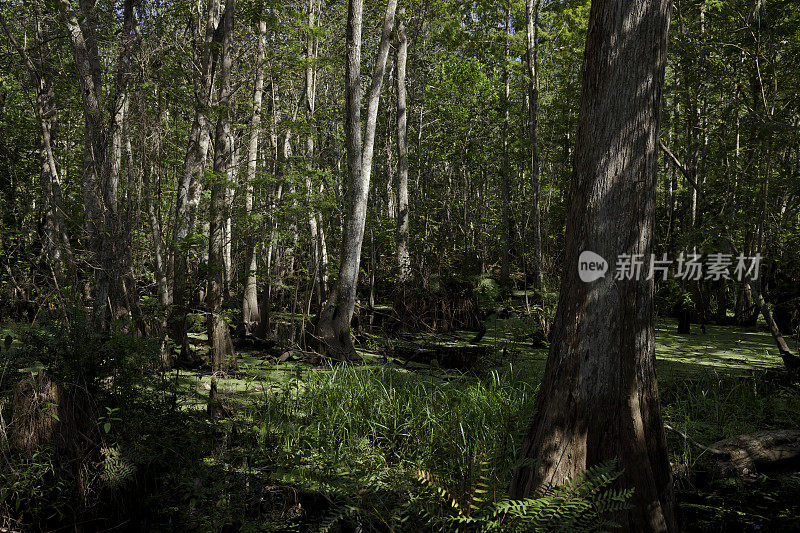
[[303, 0, 328, 305], [59, 0, 136, 325], [316, 0, 397, 359], [172, 0, 222, 356], [500, 8, 511, 286], [139, 113, 170, 306], [511, 1, 676, 531], [242, 17, 267, 334], [748, 134, 794, 361], [395, 6, 410, 284], [1, 6, 72, 273], [525, 0, 543, 291], [223, 132, 238, 298], [208, 0, 236, 372], [748, 278, 792, 355]]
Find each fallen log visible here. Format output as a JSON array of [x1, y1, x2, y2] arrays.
[[391, 343, 487, 369], [706, 429, 800, 477]]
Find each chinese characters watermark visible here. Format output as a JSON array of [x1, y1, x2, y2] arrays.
[[578, 251, 761, 282]]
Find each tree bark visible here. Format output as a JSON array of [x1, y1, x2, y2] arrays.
[[141, 103, 171, 306], [208, 0, 236, 372], [525, 0, 543, 291], [500, 8, 511, 286], [172, 0, 222, 356], [303, 0, 328, 306], [59, 0, 136, 326], [242, 16, 267, 334], [394, 6, 410, 285], [1, 5, 72, 273], [316, 0, 397, 359], [223, 134, 238, 298], [510, 1, 676, 531]]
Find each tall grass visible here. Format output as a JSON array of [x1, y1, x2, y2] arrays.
[[241, 364, 539, 526], [661, 370, 800, 474]]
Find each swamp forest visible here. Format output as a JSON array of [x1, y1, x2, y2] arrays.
[[1, 0, 800, 530]]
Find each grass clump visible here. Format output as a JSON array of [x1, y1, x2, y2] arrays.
[[240, 364, 539, 530]]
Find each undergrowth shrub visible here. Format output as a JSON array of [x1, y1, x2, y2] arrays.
[[0, 312, 165, 530], [475, 276, 502, 309], [413, 459, 632, 532], [11, 311, 160, 390]]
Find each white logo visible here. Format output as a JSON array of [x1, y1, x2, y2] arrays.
[[578, 251, 608, 282]]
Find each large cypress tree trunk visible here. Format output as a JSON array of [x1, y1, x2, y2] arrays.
[[208, 0, 236, 372], [510, 0, 676, 531], [316, 0, 397, 359]]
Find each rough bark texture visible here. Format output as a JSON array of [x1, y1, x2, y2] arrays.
[[59, 0, 136, 325], [172, 0, 222, 356], [510, 1, 676, 531], [208, 0, 236, 372], [394, 8, 410, 285], [242, 17, 267, 334], [317, 0, 396, 359]]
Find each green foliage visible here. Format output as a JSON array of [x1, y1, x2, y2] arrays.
[[0, 449, 70, 523], [99, 444, 136, 490], [2, 312, 799, 530], [11, 312, 160, 391], [414, 459, 632, 532], [239, 363, 536, 530], [475, 276, 502, 308]]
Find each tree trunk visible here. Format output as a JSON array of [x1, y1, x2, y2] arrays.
[[242, 17, 267, 334], [525, 0, 543, 291], [748, 278, 792, 356], [746, 135, 795, 362], [499, 8, 511, 286], [316, 0, 397, 359], [510, 1, 676, 531], [394, 7, 410, 285], [303, 0, 328, 305], [208, 0, 236, 372], [223, 134, 238, 298], [1, 5, 73, 273], [58, 0, 136, 326], [172, 0, 222, 356], [139, 125, 170, 306]]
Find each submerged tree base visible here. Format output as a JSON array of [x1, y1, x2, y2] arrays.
[[314, 302, 363, 362]]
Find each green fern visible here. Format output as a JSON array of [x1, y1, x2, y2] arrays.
[[99, 445, 135, 490], [415, 459, 632, 532]]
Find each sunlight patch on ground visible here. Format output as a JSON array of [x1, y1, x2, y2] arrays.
[[170, 315, 783, 403], [655, 318, 780, 380]]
